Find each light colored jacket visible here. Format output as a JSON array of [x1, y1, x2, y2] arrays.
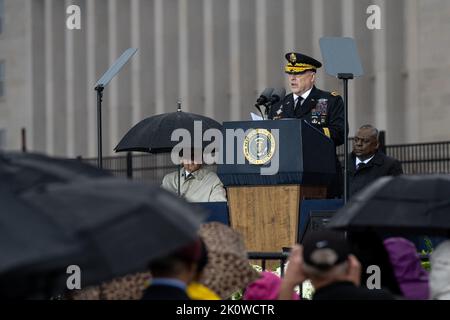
[[430, 240, 450, 300], [161, 167, 227, 202]]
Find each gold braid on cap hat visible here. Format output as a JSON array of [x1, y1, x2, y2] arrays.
[[285, 63, 316, 74]]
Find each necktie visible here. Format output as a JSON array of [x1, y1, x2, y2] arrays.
[[356, 162, 366, 170], [181, 173, 193, 198], [295, 96, 304, 111]]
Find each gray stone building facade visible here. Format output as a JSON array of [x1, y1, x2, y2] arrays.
[[0, 0, 449, 158]]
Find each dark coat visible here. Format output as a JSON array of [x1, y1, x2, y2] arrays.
[[269, 86, 346, 197], [348, 151, 403, 198], [313, 281, 396, 300], [268, 86, 346, 146], [141, 284, 190, 300]]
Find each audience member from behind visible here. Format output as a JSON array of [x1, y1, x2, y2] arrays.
[[244, 271, 300, 300], [198, 222, 259, 299], [384, 237, 429, 300], [279, 231, 395, 300], [68, 272, 151, 300], [186, 239, 220, 300], [141, 238, 203, 300], [430, 240, 450, 300], [347, 230, 402, 296]]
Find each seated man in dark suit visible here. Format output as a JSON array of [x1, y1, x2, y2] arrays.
[[349, 124, 403, 197], [142, 238, 203, 300]]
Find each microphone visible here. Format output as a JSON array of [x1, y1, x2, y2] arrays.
[[264, 88, 286, 117], [255, 88, 274, 106], [255, 88, 274, 117], [265, 88, 286, 106]]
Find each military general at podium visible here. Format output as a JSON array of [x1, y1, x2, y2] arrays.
[[269, 52, 346, 198]]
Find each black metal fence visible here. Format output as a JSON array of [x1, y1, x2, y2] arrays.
[[247, 252, 430, 274], [387, 142, 450, 174], [80, 139, 450, 184], [337, 140, 450, 175], [247, 252, 290, 277], [81, 152, 179, 183]]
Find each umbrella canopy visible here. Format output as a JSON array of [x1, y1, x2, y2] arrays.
[[0, 152, 207, 298], [0, 151, 111, 193], [24, 177, 206, 277], [17, 178, 206, 297], [328, 175, 450, 236], [1, 151, 111, 297], [0, 188, 81, 299], [114, 110, 223, 153]]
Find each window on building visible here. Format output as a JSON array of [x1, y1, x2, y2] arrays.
[[0, 61, 4, 97], [0, 0, 4, 34]]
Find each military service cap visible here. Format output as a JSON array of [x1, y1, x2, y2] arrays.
[[303, 230, 349, 271], [284, 52, 322, 74]]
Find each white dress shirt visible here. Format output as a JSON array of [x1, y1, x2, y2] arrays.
[[293, 87, 313, 109], [355, 154, 375, 168]]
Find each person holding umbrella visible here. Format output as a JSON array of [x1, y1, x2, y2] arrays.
[[161, 148, 227, 202], [114, 104, 226, 202]]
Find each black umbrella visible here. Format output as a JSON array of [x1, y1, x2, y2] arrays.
[[19, 178, 207, 293], [0, 187, 81, 299], [0, 151, 111, 193], [328, 175, 450, 236], [114, 106, 223, 196], [0, 151, 111, 297], [0, 152, 207, 298], [114, 107, 223, 153]]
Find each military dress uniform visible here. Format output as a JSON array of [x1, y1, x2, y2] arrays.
[[269, 52, 347, 197], [268, 86, 345, 146]]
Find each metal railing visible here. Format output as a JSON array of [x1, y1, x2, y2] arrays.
[[247, 251, 429, 278], [79, 139, 450, 185], [387, 141, 450, 174], [247, 252, 289, 277], [338, 140, 450, 175]]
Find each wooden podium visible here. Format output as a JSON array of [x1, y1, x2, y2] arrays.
[[218, 120, 336, 252]]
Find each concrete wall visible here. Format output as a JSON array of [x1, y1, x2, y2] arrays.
[[0, 0, 33, 151], [408, 0, 450, 143], [0, 0, 448, 157]]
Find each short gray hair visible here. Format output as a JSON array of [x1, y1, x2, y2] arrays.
[[358, 124, 379, 141]]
